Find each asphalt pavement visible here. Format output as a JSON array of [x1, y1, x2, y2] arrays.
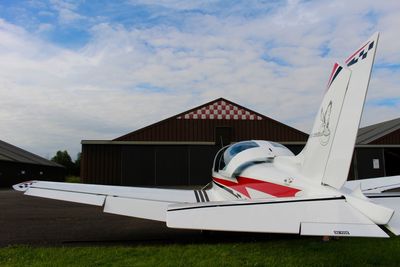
[[0, 189, 302, 247], [0, 189, 205, 246]]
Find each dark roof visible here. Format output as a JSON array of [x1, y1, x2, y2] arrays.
[[357, 118, 400, 144], [0, 140, 64, 167], [114, 97, 308, 143]]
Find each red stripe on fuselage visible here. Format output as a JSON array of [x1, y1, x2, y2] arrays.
[[213, 177, 300, 198]]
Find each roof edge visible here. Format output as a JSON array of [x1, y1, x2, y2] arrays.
[[357, 118, 400, 144], [0, 140, 64, 168]]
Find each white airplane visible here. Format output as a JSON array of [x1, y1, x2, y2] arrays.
[[14, 32, 400, 238]]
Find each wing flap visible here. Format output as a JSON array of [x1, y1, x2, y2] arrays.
[[166, 197, 387, 237], [103, 196, 168, 222], [25, 188, 105, 206]]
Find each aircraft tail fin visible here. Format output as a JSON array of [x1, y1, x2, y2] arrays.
[[299, 63, 351, 184], [299, 32, 379, 189]]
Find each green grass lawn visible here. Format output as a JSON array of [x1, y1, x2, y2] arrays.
[[1, 237, 399, 267]]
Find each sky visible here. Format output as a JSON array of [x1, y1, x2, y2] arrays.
[[0, 0, 400, 160]]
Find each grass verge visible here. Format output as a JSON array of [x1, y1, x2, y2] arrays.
[[65, 176, 81, 183], [1, 237, 400, 266]]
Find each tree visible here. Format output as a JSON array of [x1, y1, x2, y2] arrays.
[[73, 152, 81, 176], [51, 150, 74, 174], [51, 150, 82, 176]]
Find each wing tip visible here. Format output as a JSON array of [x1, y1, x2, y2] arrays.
[[13, 180, 38, 192]]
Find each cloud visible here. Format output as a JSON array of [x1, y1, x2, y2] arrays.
[[0, 1, 400, 159], [37, 23, 54, 33], [49, 0, 86, 24]]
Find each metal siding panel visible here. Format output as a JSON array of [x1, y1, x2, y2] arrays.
[[92, 145, 97, 184], [106, 146, 111, 184], [93, 146, 99, 184], [90, 146, 96, 184], [81, 145, 87, 182], [85, 146, 91, 184], [97, 145, 102, 184], [101, 146, 106, 184], [189, 145, 218, 185], [155, 146, 189, 186], [355, 148, 385, 179], [108, 146, 112, 184], [114, 117, 307, 143], [384, 148, 400, 176], [372, 129, 400, 145], [121, 146, 155, 186], [103, 146, 107, 184]]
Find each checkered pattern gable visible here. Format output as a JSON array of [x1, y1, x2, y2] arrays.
[[114, 97, 308, 142], [177, 100, 263, 120]]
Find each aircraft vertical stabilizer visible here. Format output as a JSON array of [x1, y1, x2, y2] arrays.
[[299, 63, 351, 183], [322, 32, 379, 189], [299, 32, 379, 189]]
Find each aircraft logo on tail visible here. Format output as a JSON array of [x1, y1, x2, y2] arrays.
[[319, 101, 332, 146], [310, 101, 332, 146], [345, 41, 375, 67]]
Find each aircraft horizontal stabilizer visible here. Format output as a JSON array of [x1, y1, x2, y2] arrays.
[[344, 175, 400, 193], [345, 185, 394, 225], [369, 195, 400, 235], [166, 196, 388, 237]]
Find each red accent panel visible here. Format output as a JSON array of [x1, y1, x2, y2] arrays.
[[345, 42, 369, 63], [213, 176, 300, 198], [327, 62, 339, 89]]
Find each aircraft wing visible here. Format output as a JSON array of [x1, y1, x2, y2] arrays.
[[167, 194, 400, 238], [13, 180, 211, 222], [344, 175, 400, 193], [14, 181, 400, 238]]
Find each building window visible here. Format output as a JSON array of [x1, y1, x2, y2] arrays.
[[373, 159, 380, 169]]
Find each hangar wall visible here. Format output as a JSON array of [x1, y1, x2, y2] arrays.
[[0, 140, 66, 187], [0, 161, 65, 187], [81, 98, 308, 186], [351, 147, 400, 180], [82, 143, 219, 186], [81, 99, 400, 186], [352, 118, 400, 180], [81, 142, 305, 186]]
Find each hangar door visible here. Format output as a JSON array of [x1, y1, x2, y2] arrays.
[[355, 148, 385, 179], [384, 148, 400, 176], [120, 145, 217, 186]]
